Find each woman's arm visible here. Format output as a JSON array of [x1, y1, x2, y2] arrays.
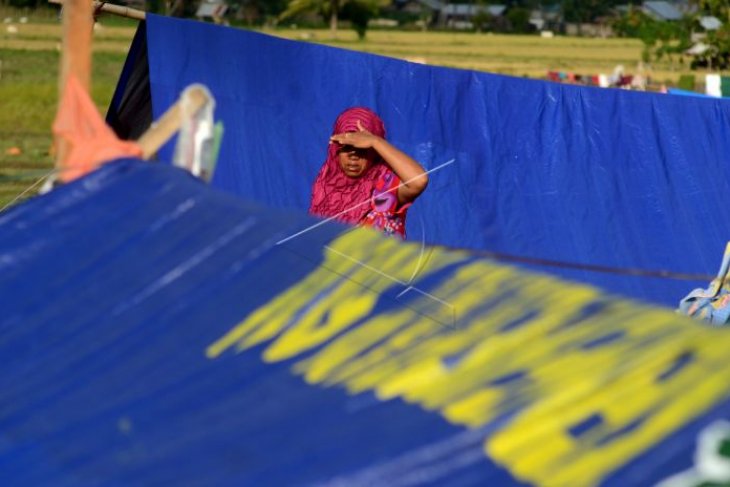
[[330, 121, 429, 204]]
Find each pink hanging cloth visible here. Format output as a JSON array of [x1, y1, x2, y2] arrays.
[[53, 74, 142, 182]]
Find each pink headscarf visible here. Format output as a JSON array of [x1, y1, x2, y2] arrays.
[[309, 107, 391, 225]]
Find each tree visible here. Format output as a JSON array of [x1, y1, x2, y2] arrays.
[[7, 0, 40, 7], [472, 11, 494, 32], [280, 0, 387, 38], [562, 0, 611, 24], [234, 0, 289, 24], [691, 24, 730, 69], [506, 7, 533, 33], [279, 0, 334, 33], [341, 1, 379, 39], [686, 0, 730, 69], [694, 0, 730, 21], [613, 7, 691, 67], [145, 0, 196, 17]]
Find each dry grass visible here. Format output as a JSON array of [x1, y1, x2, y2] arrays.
[[262, 28, 704, 83], [0, 22, 706, 82]]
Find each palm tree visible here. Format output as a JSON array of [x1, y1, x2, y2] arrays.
[[280, 0, 341, 36], [281, 0, 388, 38]]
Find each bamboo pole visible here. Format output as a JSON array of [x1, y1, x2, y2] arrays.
[[136, 86, 210, 159], [91, 1, 146, 20]]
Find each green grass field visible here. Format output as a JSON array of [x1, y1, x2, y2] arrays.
[[0, 48, 129, 208], [0, 5, 134, 208], [0, 8, 715, 208]]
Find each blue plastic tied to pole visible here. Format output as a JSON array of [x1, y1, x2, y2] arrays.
[[678, 242, 730, 325], [172, 84, 219, 182]]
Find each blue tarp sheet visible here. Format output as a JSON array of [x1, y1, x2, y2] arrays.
[[137, 15, 730, 308], [3, 159, 730, 485]]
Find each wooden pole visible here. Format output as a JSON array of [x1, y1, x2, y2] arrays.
[[55, 0, 93, 176], [50, 0, 204, 164], [57, 0, 93, 95]]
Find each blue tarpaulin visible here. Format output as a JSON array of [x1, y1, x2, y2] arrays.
[[125, 15, 730, 307], [3, 159, 730, 485]]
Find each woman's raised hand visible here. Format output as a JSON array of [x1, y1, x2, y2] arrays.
[[329, 120, 380, 149]]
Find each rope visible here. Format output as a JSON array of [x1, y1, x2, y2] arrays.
[[0, 168, 56, 214], [466, 248, 715, 282], [0, 169, 56, 182]]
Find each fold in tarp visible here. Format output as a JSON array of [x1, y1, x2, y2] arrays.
[[112, 16, 730, 307], [2, 160, 730, 485]]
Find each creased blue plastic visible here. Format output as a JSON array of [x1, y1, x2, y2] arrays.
[[0, 160, 523, 486], [139, 15, 730, 307], [2, 160, 730, 485]]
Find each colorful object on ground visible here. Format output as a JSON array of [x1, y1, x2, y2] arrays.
[[2, 159, 730, 485], [109, 17, 730, 308], [546, 71, 600, 86], [706, 74, 722, 97], [678, 242, 730, 326]]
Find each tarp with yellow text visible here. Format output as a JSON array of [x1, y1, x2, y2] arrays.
[[2, 159, 730, 485]]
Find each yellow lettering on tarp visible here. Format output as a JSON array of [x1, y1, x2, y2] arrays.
[[206, 230, 465, 361], [208, 228, 730, 486]]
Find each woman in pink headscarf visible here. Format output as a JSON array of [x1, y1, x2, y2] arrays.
[[309, 107, 428, 238]]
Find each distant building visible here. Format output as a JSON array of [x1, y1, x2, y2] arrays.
[[398, 0, 443, 15], [394, 0, 444, 26], [484, 5, 507, 17], [699, 16, 722, 31], [687, 16, 722, 53], [437, 4, 506, 30], [642, 1, 682, 21], [529, 5, 562, 32], [196, 0, 228, 23]]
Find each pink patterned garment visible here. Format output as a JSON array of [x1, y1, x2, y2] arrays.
[[309, 107, 390, 225], [361, 170, 410, 238]]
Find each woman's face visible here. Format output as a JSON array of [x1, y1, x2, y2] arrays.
[[337, 144, 374, 178]]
